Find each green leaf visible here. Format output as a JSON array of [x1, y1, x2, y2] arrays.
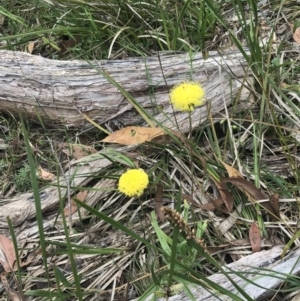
[[151, 211, 172, 255], [150, 262, 161, 286], [137, 283, 157, 301], [54, 266, 71, 287]]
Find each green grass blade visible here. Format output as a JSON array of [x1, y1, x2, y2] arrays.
[[73, 199, 167, 257], [21, 120, 53, 300]]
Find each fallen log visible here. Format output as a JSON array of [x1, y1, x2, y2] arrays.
[[0, 49, 253, 132], [138, 245, 300, 301]]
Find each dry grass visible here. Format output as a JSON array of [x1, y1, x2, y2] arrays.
[[1, 0, 300, 300]]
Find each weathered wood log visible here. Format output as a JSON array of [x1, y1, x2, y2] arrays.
[[0, 49, 253, 132], [138, 245, 300, 301], [0, 145, 135, 229]]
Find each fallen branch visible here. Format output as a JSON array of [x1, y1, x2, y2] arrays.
[[138, 245, 300, 301], [0, 49, 253, 131]]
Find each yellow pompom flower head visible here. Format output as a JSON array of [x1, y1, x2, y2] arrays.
[[118, 168, 149, 197], [169, 81, 205, 112]]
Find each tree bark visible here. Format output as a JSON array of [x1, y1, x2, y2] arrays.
[[0, 49, 253, 132]]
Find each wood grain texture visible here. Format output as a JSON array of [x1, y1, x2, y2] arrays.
[[139, 245, 300, 301], [0, 49, 253, 131]]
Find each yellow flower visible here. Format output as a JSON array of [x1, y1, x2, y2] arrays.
[[118, 169, 149, 197], [169, 81, 205, 111]]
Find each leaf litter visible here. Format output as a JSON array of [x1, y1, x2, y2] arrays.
[[1, 126, 296, 300], [1, 2, 300, 300]]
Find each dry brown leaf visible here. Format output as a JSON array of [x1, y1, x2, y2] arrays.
[[101, 126, 165, 145], [0, 235, 18, 272], [37, 166, 55, 181], [59, 35, 81, 56], [199, 198, 227, 212], [211, 197, 230, 213], [8, 290, 22, 301], [27, 41, 35, 54], [155, 184, 164, 222], [149, 134, 173, 145], [222, 178, 280, 221], [198, 201, 217, 211], [64, 190, 88, 216], [220, 161, 243, 178], [249, 222, 261, 253], [59, 143, 97, 159], [197, 180, 233, 213], [293, 27, 300, 44], [211, 178, 234, 212], [269, 193, 280, 219], [218, 186, 233, 212]]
